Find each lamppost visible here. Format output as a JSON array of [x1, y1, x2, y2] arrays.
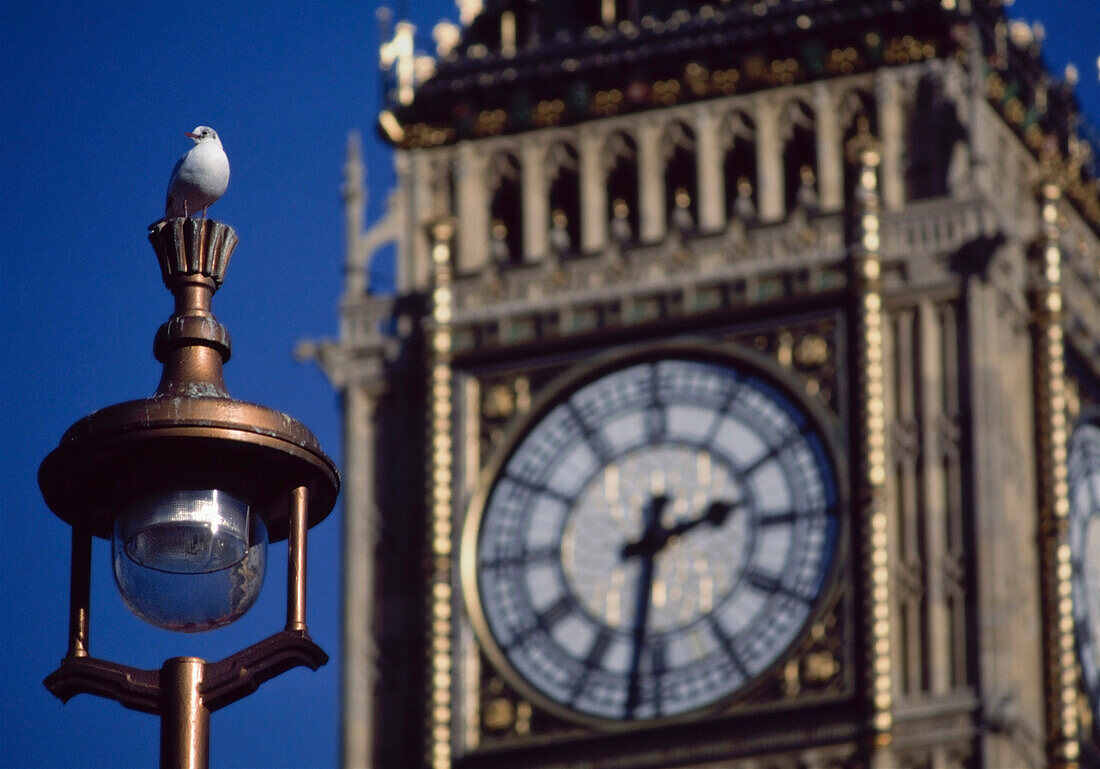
[[38, 217, 340, 769]]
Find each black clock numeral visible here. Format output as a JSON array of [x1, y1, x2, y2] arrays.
[[649, 639, 667, 714], [538, 597, 573, 629], [758, 510, 798, 527], [740, 446, 778, 477], [644, 364, 667, 441], [565, 401, 615, 463], [747, 571, 782, 594], [746, 570, 813, 603], [742, 427, 803, 473], [644, 405, 666, 441], [528, 545, 563, 565], [706, 616, 751, 680], [584, 630, 613, 669], [701, 385, 741, 447], [566, 633, 617, 705], [508, 597, 574, 647], [649, 639, 667, 676], [510, 598, 572, 646], [502, 474, 575, 506], [481, 545, 560, 571]]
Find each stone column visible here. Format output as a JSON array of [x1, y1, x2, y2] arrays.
[[755, 99, 784, 222], [965, 24, 993, 197], [456, 142, 490, 273], [579, 128, 607, 252], [814, 82, 843, 213], [342, 131, 368, 299], [877, 69, 906, 211], [522, 141, 548, 262], [694, 106, 724, 233], [342, 381, 383, 769], [408, 149, 435, 291], [637, 121, 665, 243], [392, 151, 416, 292], [917, 298, 951, 696]]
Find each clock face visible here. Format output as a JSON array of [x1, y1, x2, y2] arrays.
[[1069, 421, 1100, 715], [462, 346, 844, 726]]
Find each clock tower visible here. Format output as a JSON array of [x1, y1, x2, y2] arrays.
[[302, 1, 1100, 768]]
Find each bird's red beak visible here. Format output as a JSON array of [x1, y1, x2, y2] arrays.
[[185, 131, 200, 139]]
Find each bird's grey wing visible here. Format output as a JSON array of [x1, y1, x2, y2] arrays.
[[165, 155, 186, 214]]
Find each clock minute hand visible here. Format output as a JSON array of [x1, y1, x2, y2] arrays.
[[621, 494, 670, 718]]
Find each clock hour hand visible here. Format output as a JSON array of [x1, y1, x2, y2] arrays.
[[621, 500, 741, 562], [665, 499, 741, 539], [621, 495, 670, 718]]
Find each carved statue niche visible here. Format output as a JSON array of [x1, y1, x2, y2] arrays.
[[779, 99, 818, 215], [906, 71, 968, 200], [837, 88, 878, 204], [487, 150, 523, 265], [721, 110, 759, 224], [661, 120, 698, 233], [544, 142, 580, 257], [604, 130, 640, 244]]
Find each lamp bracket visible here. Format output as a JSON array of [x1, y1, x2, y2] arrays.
[[44, 630, 328, 715]]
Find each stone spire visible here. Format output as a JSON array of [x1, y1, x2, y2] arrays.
[[342, 131, 368, 298]]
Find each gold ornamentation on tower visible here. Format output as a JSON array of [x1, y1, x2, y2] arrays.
[[428, 219, 457, 769], [1034, 183, 1081, 769], [849, 131, 894, 758]]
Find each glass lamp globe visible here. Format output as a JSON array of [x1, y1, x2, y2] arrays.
[[112, 489, 267, 632]]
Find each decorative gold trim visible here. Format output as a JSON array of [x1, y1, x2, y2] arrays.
[[849, 137, 894, 753], [1035, 184, 1081, 769], [428, 219, 457, 769]]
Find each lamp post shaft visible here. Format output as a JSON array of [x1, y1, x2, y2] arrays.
[[160, 657, 210, 769], [287, 485, 309, 631], [67, 526, 92, 658]]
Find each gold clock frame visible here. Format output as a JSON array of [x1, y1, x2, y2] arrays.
[[459, 339, 851, 732]]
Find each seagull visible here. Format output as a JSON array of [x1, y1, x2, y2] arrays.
[[165, 126, 229, 219]]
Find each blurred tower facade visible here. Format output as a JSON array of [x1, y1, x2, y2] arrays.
[[306, 1, 1100, 767]]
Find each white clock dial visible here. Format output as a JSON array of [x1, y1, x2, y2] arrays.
[[463, 347, 844, 726], [1070, 421, 1100, 716]]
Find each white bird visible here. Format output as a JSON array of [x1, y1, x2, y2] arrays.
[[165, 126, 229, 219]]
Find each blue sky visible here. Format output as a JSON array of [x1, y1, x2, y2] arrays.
[[0, 1, 1096, 768]]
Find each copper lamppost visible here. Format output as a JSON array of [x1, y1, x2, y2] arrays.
[[38, 218, 340, 769]]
